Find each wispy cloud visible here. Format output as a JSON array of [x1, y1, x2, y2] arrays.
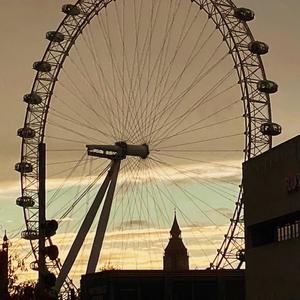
[[0, 160, 241, 203], [10, 224, 227, 285]]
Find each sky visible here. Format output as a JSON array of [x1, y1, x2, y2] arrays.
[[0, 0, 300, 284], [0, 0, 299, 183]]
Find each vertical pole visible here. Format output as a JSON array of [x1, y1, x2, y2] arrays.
[[0, 237, 9, 300], [38, 143, 46, 287]]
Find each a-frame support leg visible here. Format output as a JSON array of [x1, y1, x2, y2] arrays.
[[86, 160, 120, 273], [55, 161, 119, 291]]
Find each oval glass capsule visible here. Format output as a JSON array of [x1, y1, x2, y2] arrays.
[[15, 162, 33, 173], [23, 92, 42, 105], [260, 122, 282, 136], [46, 31, 65, 43], [33, 61, 52, 72], [62, 4, 81, 16], [257, 80, 278, 94], [248, 41, 269, 55], [234, 8, 255, 22], [16, 196, 35, 208], [17, 127, 36, 139]]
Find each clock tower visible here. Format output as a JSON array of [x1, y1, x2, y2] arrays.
[[163, 214, 189, 271]]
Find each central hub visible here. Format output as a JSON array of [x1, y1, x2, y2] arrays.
[[86, 142, 149, 160]]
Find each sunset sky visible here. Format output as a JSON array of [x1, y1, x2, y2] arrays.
[[0, 0, 300, 284]]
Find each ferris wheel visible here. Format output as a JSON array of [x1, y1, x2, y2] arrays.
[[16, 0, 281, 297]]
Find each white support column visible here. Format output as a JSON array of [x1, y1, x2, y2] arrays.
[[55, 164, 113, 291], [86, 160, 121, 274]]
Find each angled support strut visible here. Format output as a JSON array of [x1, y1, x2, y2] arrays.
[[56, 142, 149, 291], [55, 160, 120, 291], [86, 160, 120, 273]]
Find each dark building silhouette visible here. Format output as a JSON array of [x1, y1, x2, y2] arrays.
[[81, 217, 245, 300], [163, 214, 189, 271], [0, 232, 9, 300], [243, 135, 300, 300], [81, 269, 245, 300]]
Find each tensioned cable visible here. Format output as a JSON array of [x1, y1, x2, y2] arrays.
[[50, 107, 110, 142], [146, 92, 239, 145], [47, 152, 88, 205], [149, 63, 234, 144], [146, 158, 217, 260], [144, 22, 214, 140], [156, 133, 243, 150], [89, 12, 125, 137], [154, 2, 200, 104], [153, 115, 242, 148], [47, 120, 103, 144], [149, 155, 237, 206], [148, 158, 227, 252], [103, 159, 145, 268], [133, 0, 189, 142], [153, 86, 242, 144], [52, 81, 115, 139], [148, 155, 240, 201], [68, 43, 120, 139], [123, 0, 146, 141], [128, 0, 163, 143], [144, 29, 221, 139], [57, 70, 116, 139], [126, 0, 182, 143], [45, 135, 93, 145], [151, 150, 241, 170], [128, 0, 182, 142]]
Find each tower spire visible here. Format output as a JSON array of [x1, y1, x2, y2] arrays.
[[3, 231, 7, 242], [170, 212, 181, 238]]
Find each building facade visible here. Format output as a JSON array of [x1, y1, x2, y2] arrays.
[[243, 135, 300, 300], [81, 269, 245, 300]]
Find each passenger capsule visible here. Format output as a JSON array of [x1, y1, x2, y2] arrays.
[[33, 61, 51, 73], [17, 127, 36, 139], [248, 41, 269, 55], [62, 4, 81, 16], [46, 31, 65, 43], [236, 249, 245, 262], [30, 261, 39, 271], [21, 229, 39, 240], [16, 196, 35, 208], [15, 162, 33, 173], [260, 122, 282, 136], [23, 92, 42, 105], [234, 8, 255, 22], [44, 219, 58, 237], [45, 245, 59, 260], [257, 80, 278, 94]]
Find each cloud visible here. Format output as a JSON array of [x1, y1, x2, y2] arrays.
[[115, 219, 151, 229], [57, 217, 73, 223], [10, 224, 229, 286], [0, 180, 20, 196]]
